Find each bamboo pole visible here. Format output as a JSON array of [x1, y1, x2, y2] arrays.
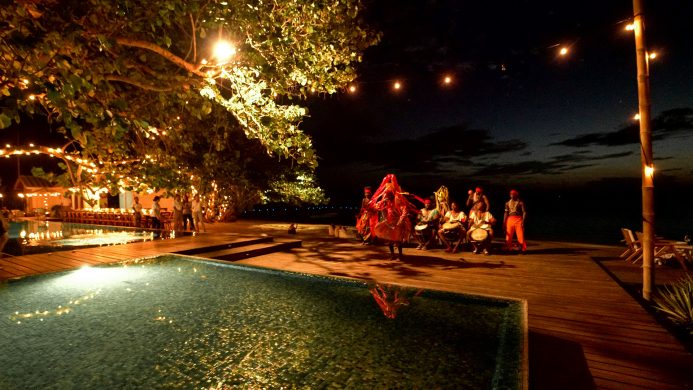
[[632, 0, 655, 300]]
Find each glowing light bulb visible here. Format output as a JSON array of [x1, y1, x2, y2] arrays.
[[633, 113, 640, 121], [625, 23, 635, 31], [443, 76, 452, 84], [644, 165, 654, 177], [213, 40, 236, 62], [348, 85, 356, 93], [559, 47, 569, 56], [648, 52, 657, 60], [393, 81, 401, 90]]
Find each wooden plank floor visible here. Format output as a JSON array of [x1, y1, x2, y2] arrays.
[[1, 222, 692, 389]]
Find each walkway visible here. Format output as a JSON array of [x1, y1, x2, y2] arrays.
[[1, 220, 691, 389]]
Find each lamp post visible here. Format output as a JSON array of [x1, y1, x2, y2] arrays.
[[631, 0, 655, 300]]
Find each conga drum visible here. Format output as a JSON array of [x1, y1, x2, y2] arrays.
[[470, 228, 489, 242], [442, 221, 461, 241], [414, 223, 429, 237]]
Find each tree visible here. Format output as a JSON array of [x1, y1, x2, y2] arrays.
[[0, 0, 379, 205]]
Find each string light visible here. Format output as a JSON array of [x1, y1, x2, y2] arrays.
[[625, 23, 635, 31], [393, 81, 402, 90], [559, 47, 569, 56], [443, 75, 453, 85], [348, 85, 357, 93], [648, 52, 657, 60], [633, 113, 640, 121]]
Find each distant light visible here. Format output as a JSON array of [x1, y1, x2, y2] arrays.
[[348, 85, 357, 93], [625, 23, 635, 31], [28, 94, 36, 100], [443, 75, 452, 84], [648, 52, 657, 60], [29, 143, 34, 147], [213, 40, 236, 62], [559, 47, 569, 56], [200, 59, 208, 65], [633, 113, 640, 121], [393, 81, 402, 90], [5, 144, 9, 148]]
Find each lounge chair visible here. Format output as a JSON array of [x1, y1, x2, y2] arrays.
[[635, 231, 690, 272], [620, 228, 643, 263]]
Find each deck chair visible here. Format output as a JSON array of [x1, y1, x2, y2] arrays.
[[620, 228, 642, 262], [635, 231, 690, 271]]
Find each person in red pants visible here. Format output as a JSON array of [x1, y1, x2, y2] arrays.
[[504, 189, 527, 252]]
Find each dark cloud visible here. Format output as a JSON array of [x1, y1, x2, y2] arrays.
[[470, 150, 634, 176], [318, 124, 527, 174], [551, 108, 693, 147]]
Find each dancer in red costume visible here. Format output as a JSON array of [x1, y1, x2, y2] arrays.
[[356, 186, 374, 244], [368, 174, 418, 260]]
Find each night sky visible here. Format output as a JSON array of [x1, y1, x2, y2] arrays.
[[1, 0, 691, 211], [304, 0, 693, 202]]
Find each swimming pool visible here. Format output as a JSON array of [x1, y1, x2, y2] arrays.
[[4, 221, 154, 256], [0, 255, 526, 388]]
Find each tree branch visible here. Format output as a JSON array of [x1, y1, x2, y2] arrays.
[[104, 74, 175, 92], [113, 37, 205, 77]]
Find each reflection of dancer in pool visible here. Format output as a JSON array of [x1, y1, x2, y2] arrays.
[[368, 174, 418, 260]]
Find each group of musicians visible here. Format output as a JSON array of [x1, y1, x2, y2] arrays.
[[357, 176, 527, 258]]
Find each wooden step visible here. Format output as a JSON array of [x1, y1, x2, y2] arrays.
[[193, 239, 302, 261], [174, 236, 273, 255]]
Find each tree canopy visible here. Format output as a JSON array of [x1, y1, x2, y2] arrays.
[[0, 0, 379, 208]]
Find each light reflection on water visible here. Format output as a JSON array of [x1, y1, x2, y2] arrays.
[[0, 256, 524, 389], [4, 221, 154, 256]]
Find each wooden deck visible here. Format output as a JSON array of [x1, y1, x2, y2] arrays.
[[2, 221, 692, 389]]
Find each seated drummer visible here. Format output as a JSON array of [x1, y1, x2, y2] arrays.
[[415, 198, 440, 250], [438, 201, 467, 253], [467, 202, 496, 255]]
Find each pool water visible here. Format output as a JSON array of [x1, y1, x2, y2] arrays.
[[3, 221, 154, 256], [0, 255, 525, 389]]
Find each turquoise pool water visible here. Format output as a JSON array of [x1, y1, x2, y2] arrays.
[[0, 255, 524, 389], [4, 221, 154, 256]]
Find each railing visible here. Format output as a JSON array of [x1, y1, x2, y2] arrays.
[[62, 210, 173, 230]]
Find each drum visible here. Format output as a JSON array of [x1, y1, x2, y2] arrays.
[[470, 228, 489, 242], [414, 223, 430, 236], [442, 221, 461, 231]]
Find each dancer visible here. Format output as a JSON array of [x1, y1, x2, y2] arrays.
[[369, 174, 417, 260], [356, 186, 375, 244], [504, 189, 527, 252]]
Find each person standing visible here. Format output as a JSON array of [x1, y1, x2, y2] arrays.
[[356, 186, 375, 244], [172, 195, 183, 231], [151, 196, 162, 237], [369, 174, 417, 260], [182, 194, 195, 231], [466, 187, 490, 213], [504, 189, 527, 252], [132, 196, 143, 227], [192, 194, 206, 233]]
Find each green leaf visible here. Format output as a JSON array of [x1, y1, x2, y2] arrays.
[[0, 113, 13, 129]]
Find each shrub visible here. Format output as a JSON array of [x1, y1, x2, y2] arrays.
[[653, 275, 693, 334]]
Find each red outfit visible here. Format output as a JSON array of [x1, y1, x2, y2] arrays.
[[505, 215, 526, 251], [367, 174, 417, 243]]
